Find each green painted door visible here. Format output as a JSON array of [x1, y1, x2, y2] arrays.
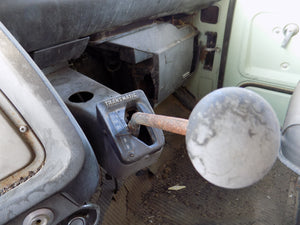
[[223, 0, 300, 126]]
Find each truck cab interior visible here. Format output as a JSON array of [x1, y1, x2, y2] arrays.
[[1, 0, 300, 224]]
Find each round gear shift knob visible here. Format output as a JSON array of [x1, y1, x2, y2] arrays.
[[186, 87, 280, 189]]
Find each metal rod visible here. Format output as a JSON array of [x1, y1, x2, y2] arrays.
[[128, 112, 188, 136]]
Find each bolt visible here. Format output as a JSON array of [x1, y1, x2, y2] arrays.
[[273, 27, 281, 34], [215, 47, 221, 53], [280, 62, 290, 70], [19, 125, 28, 133], [129, 152, 135, 157]]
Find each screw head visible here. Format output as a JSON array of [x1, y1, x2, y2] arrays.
[[19, 125, 28, 133], [280, 62, 290, 70]]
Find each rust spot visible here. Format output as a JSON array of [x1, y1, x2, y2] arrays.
[[128, 112, 188, 136], [0, 163, 44, 196], [0, 91, 45, 195]]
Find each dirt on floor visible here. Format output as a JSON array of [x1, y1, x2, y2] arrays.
[[95, 95, 299, 225]]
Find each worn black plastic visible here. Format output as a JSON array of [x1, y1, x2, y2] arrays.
[[97, 90, 164, 178]]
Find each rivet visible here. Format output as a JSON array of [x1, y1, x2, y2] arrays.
[[280, 62, 290, 70], [19, 125, 28, 133], [272, 27, 281, 34]]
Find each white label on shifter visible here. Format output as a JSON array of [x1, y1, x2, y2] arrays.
[[105, 93, 138, 107]]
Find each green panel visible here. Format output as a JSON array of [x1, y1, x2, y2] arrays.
[[186, 0, 231, 100], [223, 0, 300, 125], [187, 77, 213, 99], [223, 0, 300, 89], [245, 86, 291, 127]]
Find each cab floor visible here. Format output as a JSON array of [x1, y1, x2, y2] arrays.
[[95, 95, 299, 225]]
